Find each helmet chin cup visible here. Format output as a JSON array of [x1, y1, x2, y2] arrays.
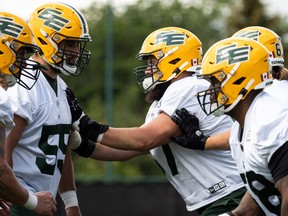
[[3, 74, 17, 87], [211, 103, 225, 117], [62, 60, 78, 75], [142, 77, 156, 92]]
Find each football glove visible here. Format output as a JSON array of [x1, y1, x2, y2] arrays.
[[65, 87, 109, 142], [68, 130, 96, 158], [65, 87, 84, 124], [77, 115, 109, 143], [171, 108, 209, 150]]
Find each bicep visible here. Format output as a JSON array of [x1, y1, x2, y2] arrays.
[[144, 112, 181, 145], [5, 114, 27, 166]]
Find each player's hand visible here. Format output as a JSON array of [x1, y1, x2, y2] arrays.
[[65, 87, 84, 124], [171, 108, 209, 150], [68, 130, 96, 158], [77, 115, 109, 143], [0, 200, 10, 216], [32, 192, 57, 216]]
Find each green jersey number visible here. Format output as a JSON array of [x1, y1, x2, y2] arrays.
[[36, 124, 71, 175]]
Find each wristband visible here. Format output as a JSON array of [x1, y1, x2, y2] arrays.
[[60, 190, 78, 209], [97, 133, 104, 143], [23, 191, 37, 210], [73, 138, 96, 158], [218, 212, 235, 216]]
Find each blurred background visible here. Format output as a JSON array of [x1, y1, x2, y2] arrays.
[[2, 0, 288, 215]]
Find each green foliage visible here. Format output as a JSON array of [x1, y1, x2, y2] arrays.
[[65, 0, 288, 183]]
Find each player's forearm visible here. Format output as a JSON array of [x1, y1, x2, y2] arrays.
[[276, 176, 288, 216], [0, 163, 29, 205], [0, 122, 30, 205], [232, 191, 263, 216], [90, 143, 148, 161], [205, 130, 231, 150], [101, 127, 158, 151], [58, 150, 76, 193]]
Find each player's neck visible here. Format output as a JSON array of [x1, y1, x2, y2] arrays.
[[229, 91, 260, 128], [32, 55, 58, 79]]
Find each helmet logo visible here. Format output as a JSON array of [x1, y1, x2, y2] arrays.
[[155, 31, 185, 46], [38, 8, 69, 32], [0, 16, 23, 38], [233, 30, 260, 41], [216, 44, 250, 65]]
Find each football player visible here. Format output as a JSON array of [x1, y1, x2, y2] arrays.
[[68, 27, 249, 215], [174, 36, 288, 215], [5, 3, 91, 216], [0, 12, 56, 215], [171, 26, 287, 215]]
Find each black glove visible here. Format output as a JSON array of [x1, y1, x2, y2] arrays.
[[68, 130, 96, 158], [65, 87, 84, 123], [171, 108, 209, 150], [78, 115, 109, 142], [73, 137, 96, 158]]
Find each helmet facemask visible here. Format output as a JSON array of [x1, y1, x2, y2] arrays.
[[134, 51, 164, 94], [12, 44, 43, 89], [197, 71, 228, 116], [45, 34, 91, 76], [2, 38, 42, 90]]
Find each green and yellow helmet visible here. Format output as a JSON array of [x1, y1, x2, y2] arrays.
[[197, 37, 272, 115], [28, 2, 91, 76], [232, 26, 284, 67], [0, 11, 42, 89], [134, 27, 202, 93]]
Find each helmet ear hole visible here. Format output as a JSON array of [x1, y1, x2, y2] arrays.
[[169, 58, 181, 65], [37, 38, 47, 45], [233, 77, 246, 85]]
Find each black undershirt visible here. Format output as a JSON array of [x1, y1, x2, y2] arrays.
[[268, 141, 288, 183], [42, 72, 58, 95]]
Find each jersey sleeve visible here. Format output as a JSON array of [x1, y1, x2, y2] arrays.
[[6, 84, 36, 124], [158, 78, 201, 116], [158, 77, 233, 136], [0, 88, 14, 129]]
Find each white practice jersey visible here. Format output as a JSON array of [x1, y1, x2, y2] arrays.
[[264, 79, 288, 104], [146, 76, 244, 211], [6, 71, 71, 197], [229, 91, 288, 215], [0, 87, 14, 130]]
